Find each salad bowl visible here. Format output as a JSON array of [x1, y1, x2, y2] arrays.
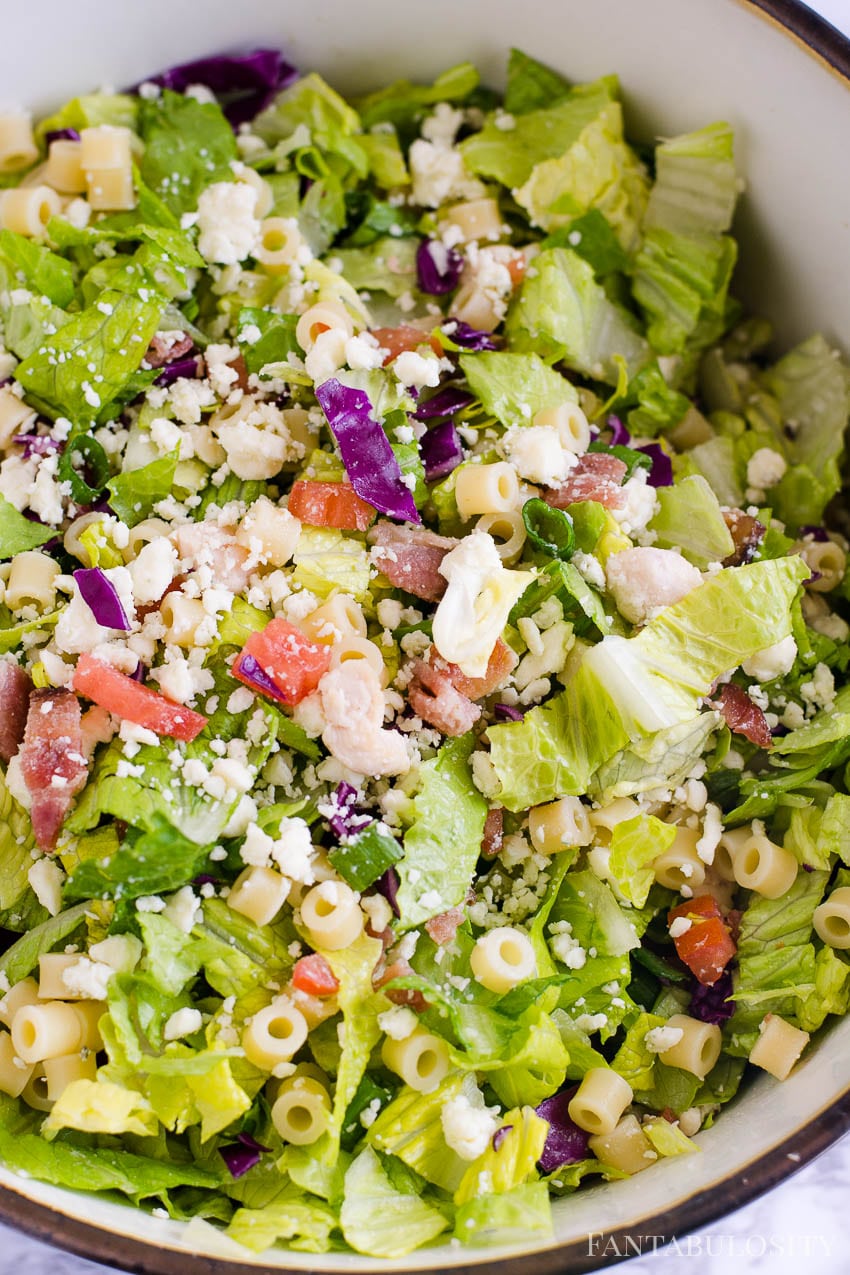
[[0, 0, 849, 1272]]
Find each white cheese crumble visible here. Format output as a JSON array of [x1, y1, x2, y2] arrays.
[[163, 1007, 204, 1041], [194, 181, 260, 265], [645, 1025, 685, 1054]]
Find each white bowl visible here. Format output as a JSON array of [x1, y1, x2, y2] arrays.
[[2, 1, 850, 1270]]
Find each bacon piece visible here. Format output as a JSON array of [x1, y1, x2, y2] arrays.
[[425, 906, 465, 946], [369, 521, 458, 602], [0, 662, 32, 762], [373, 959, 429, 1012], [408, 659, 481, 737], [544, 452, 628, 511], [481, 806, 504, 858], [717, 683, 772, 749], [722, 509, 766, 566], [145, 331, 194, 369], [433, 638, 518, 699], [19, 689, 88, 851], [226, 353, 251, 393]]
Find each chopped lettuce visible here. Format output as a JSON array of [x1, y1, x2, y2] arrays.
[[44, 1079, 159, 1138], [454, 1180, 553, 1246], [138, 90, 237, 216], [504, 48, 572, 115], [454, 1105, 548, 1206], [459, 350, 577, 426], [340, 1146, 448, 1258], [0, 230, 75, 308], [355, 62, 480, 135], [366, 1074, 469, 1193], [608, 814, 677, 907], [650, 475, 735, 568], [226, 1194, 337, 1255], [107, 448, 180, 527]]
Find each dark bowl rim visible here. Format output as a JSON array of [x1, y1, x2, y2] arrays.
[[3, 0, 850, 1272]]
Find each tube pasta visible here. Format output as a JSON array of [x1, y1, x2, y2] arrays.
[[227, 866, 290, 928], [38, 953, 86, 1000], [295, 300, 354, 351], [713, 826, 751, 882], [529, 796, 593, 855], [588, 1114, 657, 1174], [235, 165, 273, 219], [732, 831, 797, 899], [330, 634, 388, 685], [0, 977, 40, 1029], [658, 1014, 721, 1080], [242, 999, 308, 1070], [0, 1030, 33, 1097], [475, 511, 526, 564], [20, 1066, 52, 1112], [0, 111, 38, 173], [470, 926, 537, 994], [86, 166, 135, 211], [749, 1013, 810, 1080], [532, 403, 591, 454], [236, 497, 301, 567], [80, 125, 133, 170], [813, 887, 850, 950], [160, 593, 208, 648], [271, 1074, 331, 1144], [567, 1067, 633, 1136], [798, 538, 847, 593], [0, 386, 36, 449], [11, 1002, 84, 1064], [299, 594, 367, 645], [0, 185, 61, 237], [255, 217, 306, 273], [653, 826, 707, 892], [588, 797, 641, 844], [42, 1050, 97, 1101], [44, 139, 86, 193], [300, 881, 363, 951], [440, 197, 503, 244], [381, 1028, 450, 1093], [124, 518, 173, 560], [5, 551, 61, 612], [72, 1001, 105, 1051], [451, 282, 504, 333], [455, 462, 520, 519]]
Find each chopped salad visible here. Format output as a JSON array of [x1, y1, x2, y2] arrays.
[[0, 44, 847, 1259]]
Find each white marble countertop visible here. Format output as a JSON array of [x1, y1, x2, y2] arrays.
[[2, 2, 849, 1273]]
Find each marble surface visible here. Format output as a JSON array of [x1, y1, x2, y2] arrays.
[[2, 2, 849, 1273]]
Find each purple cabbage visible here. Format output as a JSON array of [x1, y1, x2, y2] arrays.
[[494, 703, 524, 722], [218, 1134, 271, 1180], [315, 379, 421, 524], [416, 240, 463, 295], [139, 49, 298, 127], [376, 865, 400, 918], [606, 415, 630, 446], [637, 442, 674, 487], [45, 128, 81, 146], [535, 1088, 590, 1172], [75, 568, 132, 631], [327, 782, 372, 839], [412, 386, 475, 421], [799, 525, 830, 542], [688, 969, 734, 1025], [13, 434, 62, 459], [420, 421, 463, 484], [233, 651, 288, 703], [442, 321, 498, 352], [492, 1125, 513, 1152], [129, 663, 148, 684], [154, 354, 202, 387]]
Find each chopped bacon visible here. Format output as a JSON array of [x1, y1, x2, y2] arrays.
[[408, 659, 481, 737], [369, 521, 458, 602], [373, 959, 429, 1012], [0, 662, 32, 762], [19, 689, 88, 852], [717, 683, 773, 749], [481, 806, 504, 858], [722, 509, 766, 566], [225, 352, 251, 393], [425, 906, 465, 946], [544, 452, 629, 511], [145, 331, 194, 369], [433, 638, 518, 700]]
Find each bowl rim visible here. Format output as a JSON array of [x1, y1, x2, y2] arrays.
[[2, 0, 850, 1272]]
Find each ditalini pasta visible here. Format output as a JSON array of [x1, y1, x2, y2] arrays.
[[0, 41, 845, 1261]]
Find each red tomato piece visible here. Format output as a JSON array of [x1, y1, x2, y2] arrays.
[[72, 654, 208, 742], [504, 251, 527, 288], [371, 325, 443, 362], [291, 953, 340, 997], [233, 617, 331, 706], [668, 895, 736, 987], [289, 479, 376, 531]]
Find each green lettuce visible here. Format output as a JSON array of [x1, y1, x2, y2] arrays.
[[455, 1181, 552, 1246], [505, 246, 649, 382], [591, 712, 719, 804], [454, 1105, 548, 1206], [138, 90, 237, 215], [292, 526, 372, 600], [340, 1146, 447, 1258], [44, 1078, 159, 1138], [0, 229, 75, 307], [0, 495, 57, 555], [226, 1194, 336, 1255], [611, 1012, 666, 1090], [355, 62, 480, 135], [366, 1073, 469, 1193], [107, 448, 180, 527], [458, 350, 577, 426], [35, 93, 138, 142], [795, 944, 850, 1034], [490, 556, 807, 809], [650, 475, 735, 568], [608, 814, 677, 907], [332, 237, 418, 298], [0, 901, 89, 984], [396, 735, 488, 930], [504, 48, 572, 115]]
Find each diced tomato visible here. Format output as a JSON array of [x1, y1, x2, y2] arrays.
[[371, 325, 443, 363], [291, 953, 340, 997], [72, 655, 208, 742], [668, 895, 736, 987], [289, 479, 376, 532], [233, 617, 331, 706], [504, 251, 527, 288]]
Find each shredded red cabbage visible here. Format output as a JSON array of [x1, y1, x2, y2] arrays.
[[688, 970, 734, 1025], [637, 442, 674, 487], [45, 128, 81, 145], [413, 386, 475, 421], [494, 703, 524, 722], [376, 865, 400, 917], [535, 1088, 589, 1172], [799, 525, 830, 542], [606, 415, 631, 446], [155, 355, 203, 387], [129, 663, 148, 684], [233, 651, 289, 703], [75, 568, 131, 631], [327, 782, 372, 838], [219, 1133, 270, 1179], [315, 379, 421, 524], [442, 321, 498, 352], [13, 434, 62, 459], [416, 240, 463, 295], [420, 421, 464, 483], [492, 1124, 513, 1151], [139, 49, 298, 127]]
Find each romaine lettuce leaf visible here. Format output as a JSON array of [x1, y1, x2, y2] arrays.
[[340, 1146, 447, 1258], [226, 1193, 336, 1255], [366, 1073, 469, 1193], [459, 350, 577, 426], [0, 901, 89, 984], [454, 1105, 547, 1206], [608, 814, 677, 907], [454, 1180, 553, 1246], [35, 93, 139, 142], [0, 229, 75, 307], [107, 449, 180, 527], [590, 712, 719, 804], [355, 62, 480, 135], [504, 49, 572, 115], [43, 1078, 159, 1138], [332, 237, 418, 299], [650, 475, 735, 568], [138, 90, 237, 215]]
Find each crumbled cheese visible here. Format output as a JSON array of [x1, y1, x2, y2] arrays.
[[345, 331, 387, 371], [163, 1007, 204, 1041], [128, 536, 178, 606], [801, 662, 836, 713], [162, 886, 201, 933], [611, 471, 659, 539], [408, 139, 484, 208], [421, 102, 464, 147], [746, 447, 787, 493], [645, 1025, 685, 1054], [136, 895, 166, 913], [669, 917, 692, 939], [742, 635, 797, 683], [393, 350, 442, 389], [441, 1092, 500, 1161], [27, 857, 65, 916], [377, 1006, 418, 1040], [61, 957, 113, 1001], [501, 424, 574, 486], [270, 816, 315, 884], [194, 181, 260, 265], [696, 802, 723, 864]]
